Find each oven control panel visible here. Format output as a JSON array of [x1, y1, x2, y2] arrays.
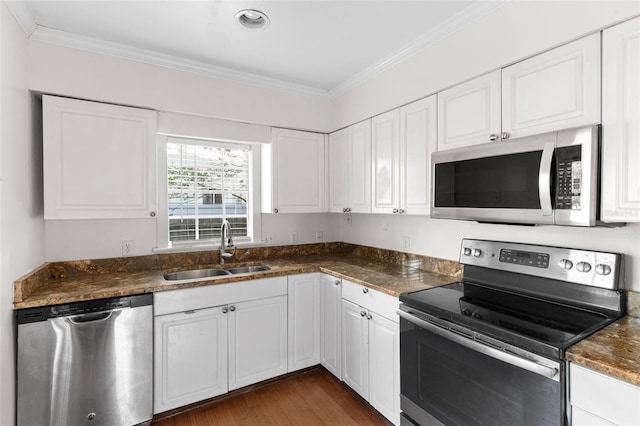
[[460, 239, 621, 290]]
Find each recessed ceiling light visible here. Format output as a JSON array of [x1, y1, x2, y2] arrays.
[[236, 9, 270, 30]]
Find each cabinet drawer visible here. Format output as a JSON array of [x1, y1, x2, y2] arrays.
[[570, 363, 640, 425], [154, 276, 288, 316], [342, 279, 398, 322], [572, 407, 616, 426]]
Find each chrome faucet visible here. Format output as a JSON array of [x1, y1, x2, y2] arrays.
[[219, 219, 235, 264]]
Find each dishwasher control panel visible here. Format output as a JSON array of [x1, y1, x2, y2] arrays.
[[17, 293, 152, 323]]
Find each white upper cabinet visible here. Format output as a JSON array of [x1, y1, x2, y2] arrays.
[[502, 33, 601, 140], [601, 17, 640, 222], [262, 128, 327, 214], [328, 120, 371, 213], [43, 95, 157, 219], [328, 128, 349, 213], [437, 70, 501, 150], [372, 110, 401, 214], [349, 120, 373, 213], [400, 95, 437, 215]]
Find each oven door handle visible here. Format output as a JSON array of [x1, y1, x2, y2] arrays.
[[397, 310, 559, 381], [539, 142, 555, 217]]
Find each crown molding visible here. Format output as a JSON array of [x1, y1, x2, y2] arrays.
[[6, 0, 510, 99], [3, 0, 37, 36], [329, 0, 511, 97], [29, 26, 331, 98]]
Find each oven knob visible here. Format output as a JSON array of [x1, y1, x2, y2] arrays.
[[558, 259, 573, 270], [463, 248, 472, 256], [473, 312, 481, 320], [576, 262, 592, 273], [472, 249, 482, 257], [595, 264, 612, 275], [462, 309, 471, 316]]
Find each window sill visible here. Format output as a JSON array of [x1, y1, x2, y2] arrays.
[[153, 240, 267, 254]]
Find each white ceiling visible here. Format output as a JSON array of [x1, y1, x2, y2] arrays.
[[5, 0, 507, 96]]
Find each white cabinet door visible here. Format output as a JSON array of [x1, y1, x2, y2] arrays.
[[288, 273, 320, 372], [368, 312, 400, 426], [349, 119, 372, 213], [570, 363, 640, 426], [154, 306, 228, 413], [601, 17, 640, 222], [341, 299, 369, 400], [372, 110, 401, 214], [328, 128, 349, 213], [502, 33, 601, 140], [228, 295, 288, 390], [320, 274, 342, 379], [437, 71, 501, 150], [43, 95, 157, 219], [262, 128, 327, 213], [400, 95, 437, 215]]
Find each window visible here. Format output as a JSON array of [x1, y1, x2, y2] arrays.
[[160, 136, 258, 248]]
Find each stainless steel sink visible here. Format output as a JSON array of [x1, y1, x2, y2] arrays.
[[163, 269, 231, 281], [163, 265, 271, 280], [225, 265, 271, 274]]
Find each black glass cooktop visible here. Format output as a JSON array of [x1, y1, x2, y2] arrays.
[[400, 281, 620, 359]]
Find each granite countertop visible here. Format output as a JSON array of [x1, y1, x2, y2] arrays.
[[14, 250, 460, 309], [566, 316, 640, 387]]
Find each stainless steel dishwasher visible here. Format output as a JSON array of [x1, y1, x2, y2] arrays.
[[17, 293, 153, 426]]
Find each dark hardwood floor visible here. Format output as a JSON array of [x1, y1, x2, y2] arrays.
[[153, 367, 390, 426]]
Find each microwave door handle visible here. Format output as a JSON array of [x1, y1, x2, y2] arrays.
[[539, 143, 555, 216]]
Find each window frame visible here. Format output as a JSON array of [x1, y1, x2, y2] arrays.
[[156, 134, 262, 250]]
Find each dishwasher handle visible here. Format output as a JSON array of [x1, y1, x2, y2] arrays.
[[68, 311, 113, 324]]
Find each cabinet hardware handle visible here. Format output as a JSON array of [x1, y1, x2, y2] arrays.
[[392, 208, 399, 214], [360, 311, 367, 317], [501, 132, 510, 140], [347, 208, 352, 212], [342, 208, 347, 213], [221, 307, 228, 314], [335, 280, 340, 286], [229, 306, 236, 312], [489, 133, 499, 141], [362, 288, 369, 294], [399, 209, 405, 214], [274, 208, 279, 214], [366, 314, 372, 320], [150, 211, 156, 217]]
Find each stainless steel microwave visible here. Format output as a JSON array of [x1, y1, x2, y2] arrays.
[[431, 126, 599, 226]]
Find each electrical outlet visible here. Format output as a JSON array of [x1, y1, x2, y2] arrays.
[[402, 237, 410, 251], [347, 214, 352, 227], [264, 233, 274, 244], [122, 240, 134, 256], [315, 231, 323, 242], [290, 232, 298, 243], [382, 219, 389, 231]]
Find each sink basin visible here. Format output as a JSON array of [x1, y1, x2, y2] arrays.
[[163, 269, 231, 281], [225, 265, 271, 274]]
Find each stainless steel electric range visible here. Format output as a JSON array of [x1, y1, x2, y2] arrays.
[[398, 239, 625, 426]]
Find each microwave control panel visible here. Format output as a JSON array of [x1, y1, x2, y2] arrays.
[[555, 145, 582, 210]]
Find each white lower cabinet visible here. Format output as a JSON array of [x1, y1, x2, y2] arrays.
[[288, 273, 321, 372], [153, 277, 288, 414], [320, 274, 342, 379], [228, 295, 288, 390], [570, 363, 640, 426], [341, 280, 400, 425], [154, 306, 228, 413]]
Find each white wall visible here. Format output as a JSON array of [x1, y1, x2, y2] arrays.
[[0, 3, 46, 425], [28, 41, 332, 132], [340, 215, 640, 291], [331, 1, 640, 129], [45, 213, 341, 261]]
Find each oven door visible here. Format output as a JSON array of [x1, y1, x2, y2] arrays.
[[431, 133, 556, 225], [398, 308, 564, 426]]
